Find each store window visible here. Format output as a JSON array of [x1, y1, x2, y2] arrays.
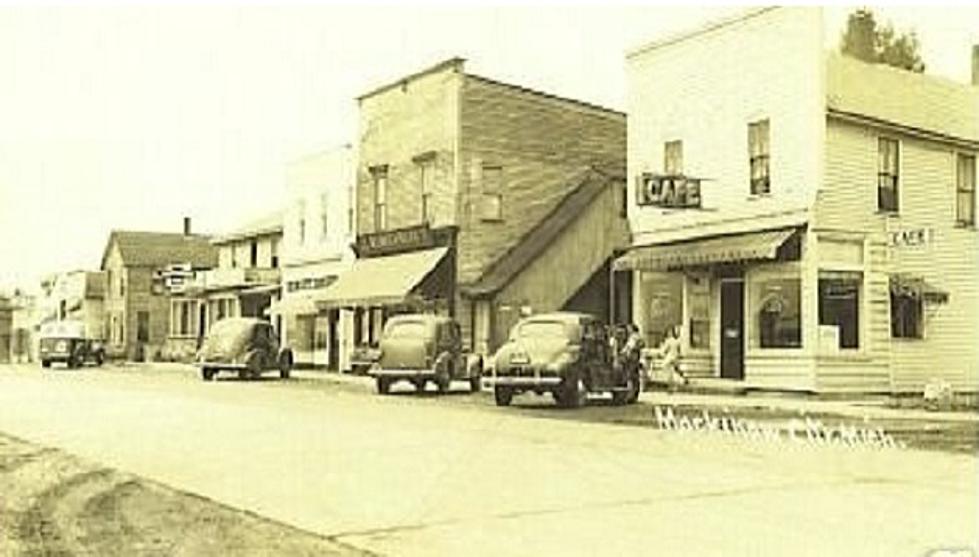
[[748, 119, 770, 195], [754, 278, 801, 348], [891, 292, 922, 339], [878, 137, 900, 212], [818, 273, 861, 349], [687, 275, 710, 349], [480, 165, 503, 221], [642, 273, 683, 349], [664, 140, 683, 175], [957, 153, 976, 227]]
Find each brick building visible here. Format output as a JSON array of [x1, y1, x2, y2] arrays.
[[100, 221, 218, 361], [617, 7, 978, 393], [317, 58, 629, 357]]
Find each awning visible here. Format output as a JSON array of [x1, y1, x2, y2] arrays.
[[889, 274, 949, 304], [267, 289, 328, 316], [315, 247, 449, 309], [240, 283, 281, 296], [613, 227, 799, 271]]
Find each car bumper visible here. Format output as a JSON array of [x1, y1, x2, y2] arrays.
[[484, 375, 563, 387], [198, 361, 246, 370], [370, 367, 433, 378], [40, 353, 71, 362]]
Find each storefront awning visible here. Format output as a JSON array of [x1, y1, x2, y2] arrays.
[[613, 227, 799, 271], [240, 283, 281, 296], [889, 274, 949, 304], [315, 247, 449, 310], [267, 289, 326, 316]]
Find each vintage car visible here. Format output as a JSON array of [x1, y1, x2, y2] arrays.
[[370, 314, 482, 395], [196, 318, 293, 381], [38, 320, 105, 369], [486, 312, 643, 408]]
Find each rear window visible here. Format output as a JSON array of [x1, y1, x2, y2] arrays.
[[385, 321, 428, 339], [516, 320, 570, 340]]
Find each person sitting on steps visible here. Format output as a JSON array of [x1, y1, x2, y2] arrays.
[[657, 325, 688, 392]]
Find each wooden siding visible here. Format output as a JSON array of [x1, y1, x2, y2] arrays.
[[817, 118, 979, 392]]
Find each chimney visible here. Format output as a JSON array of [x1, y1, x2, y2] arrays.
[[183, 217, 192, 236], [973, 45, 979, 86]]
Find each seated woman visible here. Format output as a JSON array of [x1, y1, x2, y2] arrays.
[[656, 325, 688, 391]]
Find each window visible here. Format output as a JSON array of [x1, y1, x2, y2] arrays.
[[818, 273, 861, 349], [748, 119, 770, 195], [957, 153, 976, 226], [320, 192, 329, 241], [137, 310, 150, 343], [754, 278, 801, 348], [119, 273, 125, 297], [249, 240, 258, 268], [891, 292, 922, 339], [297, 200, 307, 244], [270, 239, 279, 269], [418, 159, 435, 224], [480, 165, 503, 221], [687, 276, 710, 349], [664, 140, 683, 175], [878, 137, 900, 212], [372, 169, 388, 231], [170, 300, 198, 337], [642, 273, 683, 348]]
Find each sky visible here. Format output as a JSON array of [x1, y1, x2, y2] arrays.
[[1, 3, 977, 293]]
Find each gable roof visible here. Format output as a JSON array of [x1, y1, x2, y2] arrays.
[[100, 231, 218, 270], [213, 209, 284, 245], [460, 166, 625, 297]]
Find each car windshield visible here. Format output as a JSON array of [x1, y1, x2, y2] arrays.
[[516, 320, 570, 340], [385, 321, 428, 339]]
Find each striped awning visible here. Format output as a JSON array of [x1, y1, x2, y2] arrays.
[[315, 247, 448, 310], [889, 274, 949, 304], [613, 227, 799, 272]]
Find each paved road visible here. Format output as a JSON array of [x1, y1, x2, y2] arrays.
[[0, 364, 975, 556]]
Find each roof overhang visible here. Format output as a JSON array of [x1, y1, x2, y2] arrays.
[[613, 227, 801, 272], [314, 247, 449, 310]]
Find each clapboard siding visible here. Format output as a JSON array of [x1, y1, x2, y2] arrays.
[[818, 119, 979, 392]]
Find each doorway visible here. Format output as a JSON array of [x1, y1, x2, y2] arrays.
[[327, 309, 340, 371], [720, 279, 744, 380]]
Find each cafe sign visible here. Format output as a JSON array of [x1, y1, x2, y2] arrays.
[[888, 227, 933, 248]]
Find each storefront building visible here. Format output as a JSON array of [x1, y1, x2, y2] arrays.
[[620, 7, 978, 393], [272, 146, 356, 371], [350, 58, 628, 358]]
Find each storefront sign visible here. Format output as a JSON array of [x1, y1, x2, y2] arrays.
[[355, 224, 456, 258], [637, 173, 702, 209], [888, 227, 933, 248]]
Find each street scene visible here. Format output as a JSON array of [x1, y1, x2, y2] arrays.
[[2, 4, 978, 556]]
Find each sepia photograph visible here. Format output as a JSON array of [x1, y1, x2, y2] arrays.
[[0, 2, 977, 555]]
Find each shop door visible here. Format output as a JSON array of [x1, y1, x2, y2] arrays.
[[720, 280, 744, 380], [328, 309, 340, 371]]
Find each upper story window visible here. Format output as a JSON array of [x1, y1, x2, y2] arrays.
[[664, 140, 683, 175], [748, 119, 770, 195], [297, 200, 307, 244], [479, 165, 503, 222], [418, 158, 435, 224], [956, 153, 976, 227], [270, 239, 279, 269], [320, 192, 330, 241], [249, 240, 258, 267], [371, 166, 388, 231], [877, 137, 900, 212]]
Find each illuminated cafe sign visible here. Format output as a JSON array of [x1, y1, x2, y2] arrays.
[[636, 173, 702, 209]]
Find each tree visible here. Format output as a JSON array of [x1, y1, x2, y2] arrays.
[[840, 8, 925, 73]]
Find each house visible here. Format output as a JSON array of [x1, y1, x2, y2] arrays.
[[272, 145, 356, 370], [314, 58, 629, 360], [100, 219, 218, 361], [161, 212, 283, 361], [38, 270, 107, 338], [618, 7, 978, 393]]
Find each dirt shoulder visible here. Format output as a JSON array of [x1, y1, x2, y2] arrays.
[[0, 433, 370, 557]]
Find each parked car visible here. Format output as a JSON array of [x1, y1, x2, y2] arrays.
[[370, 314, 482, 394], [38, 320, 104, 369], [196, 318, 293, 381], [486, 312, 643, 408]]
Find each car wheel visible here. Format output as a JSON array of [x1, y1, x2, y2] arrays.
[[413, 379, 427, 392], [376, 377, 391, 395], [556, 376, 586, 409], [435, 374, 450, 394], [494, 386, 513, 407], [201, 367, 215, 381], [244, 352, 262, 380], [611, 390, 628, 406], [626, 371, 643, 404], [95, 352, 105, 367], [40, 360, 50, 369], [469, 373, 481, 393]]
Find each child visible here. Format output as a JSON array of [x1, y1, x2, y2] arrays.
[[658, 325, 687, 391]]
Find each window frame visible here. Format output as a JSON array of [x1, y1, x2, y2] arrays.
[[817, 273, 862, 350], [372, 168, 388, 231], [754, 276, 802, 350], [748, 119, 771, 195], [956, 152, 976, 227], [479, 164, 504, 222], [890, 291, 924, 340], [418, 158, 435, 224], [664, 140, 683, 176], [877, 137, 900, 213]]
